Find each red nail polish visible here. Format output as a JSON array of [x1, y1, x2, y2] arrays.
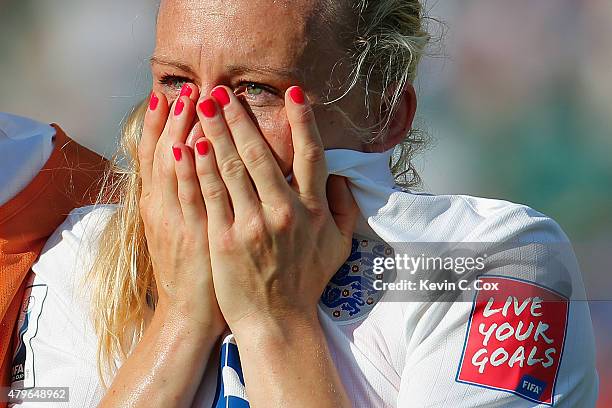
[[289, 86, 305, 104], [211, 87, 230, 107], [149, 92, 159, 110], [174, 98, 185, 116], [172, 146, 182, 161], [180, 84, 192, 97], [199, 99, 217, 118], [196, 140, 209, 156]]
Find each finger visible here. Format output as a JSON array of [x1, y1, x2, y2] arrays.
[[183, 84, 202, 139], [193, 137, 234, 232], [166, 83, 199, 146], [210, 86, 289, 204], [326, 175, 359, 240], [169, 82, 200, 107], [140, 91, 169, 200], [152, 83, 199, 185], [172, 142, 207, 225], [196, 96, 259, 219], [178, 82, 200, 104], [156, 91, 198, 219], [186, 121, 205, 150], [180, 83, 202, 149], [285, 86, 327, 201]]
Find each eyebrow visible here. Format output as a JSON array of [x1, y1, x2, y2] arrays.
[[225, 64, 301, 81], [150, 56, 301, 81], [150, 56, 198, 76]]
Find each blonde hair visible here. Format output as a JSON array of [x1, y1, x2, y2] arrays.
[[89, 0, 431, 384], [320, 0, 431, 186]]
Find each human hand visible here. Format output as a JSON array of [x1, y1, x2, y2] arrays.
[[191, 85, 359, 336], [139, 83, 225, 336]]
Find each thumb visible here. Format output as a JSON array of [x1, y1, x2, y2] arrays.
[[326, 175, 359, 239]]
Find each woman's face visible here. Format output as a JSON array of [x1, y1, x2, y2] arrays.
[[152, 0, 369, 175]]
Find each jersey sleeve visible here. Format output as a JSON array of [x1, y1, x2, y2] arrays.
[[8, 205, 117, 408], [0, 113, 55, 206], [396, 205, 599, 407]]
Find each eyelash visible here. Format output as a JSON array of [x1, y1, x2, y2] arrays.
[[158, 74, 190, 90], [158, 74, 279, 100]]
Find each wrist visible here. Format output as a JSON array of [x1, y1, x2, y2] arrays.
[[155, 298, 225, 339], [232, 310, 323, 349]]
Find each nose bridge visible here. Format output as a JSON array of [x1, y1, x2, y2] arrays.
[[194, 74, 232, 100], [198, 80, 216, 99], [193, 48, 228, 98]]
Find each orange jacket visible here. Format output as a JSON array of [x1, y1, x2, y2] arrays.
[[0, 124, 109, 398]]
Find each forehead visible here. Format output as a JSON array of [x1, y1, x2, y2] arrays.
[[156, 0, 330, 77]]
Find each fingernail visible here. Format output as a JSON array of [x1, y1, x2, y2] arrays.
[[211, 87, 230, 107], [149, 92, 159, 110], [199, 99, 217, 118], [180, 83, 192, 97], [172, 146, 182, 161], [195, 140, 209, 156], [174, 98, 185, 116], [289, 86, 305, 104]]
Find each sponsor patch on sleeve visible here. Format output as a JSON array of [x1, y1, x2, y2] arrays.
[[11, 274, 48, 390], [456, 276, 569, 406]]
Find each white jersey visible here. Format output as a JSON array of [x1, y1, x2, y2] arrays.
[[9, 151, 598, 407]]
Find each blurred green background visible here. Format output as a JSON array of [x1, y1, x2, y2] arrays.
[[1, 0, 610, 405]]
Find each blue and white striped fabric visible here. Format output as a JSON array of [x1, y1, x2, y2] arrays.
[[211, 334, 250, 408], [209, 232, 382, 408]]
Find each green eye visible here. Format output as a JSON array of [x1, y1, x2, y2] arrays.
[[236, 82, 281, 106], [159, 74, 189, 90], [246, 84, 264, 95]]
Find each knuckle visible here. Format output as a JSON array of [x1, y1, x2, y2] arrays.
[[273, 204, 296, 231], [302, 142, 325, 163], [195, 158, 209, 178], [159, 158, 175, 177], [151, 143, 169, 166], [311, 205, 328, 220], [195, 162, 207, 177], [177, 188, 199, 206], [217, 230, 236, 253], [224, 109, 247, 128], [245, 216, 266, 241], [175, 164, 194, 182], [301, 198, 327, 226], [310, 207, 328, 227], [241, 142, 268, 167], [206, 125, 227, 142], [294, 106, 314, 124], [220, 157, 246, 179], [202, 180, 227, 201], [137, 145, 152, 166]]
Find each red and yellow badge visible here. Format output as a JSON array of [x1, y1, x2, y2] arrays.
[[456, 275, 569, 405]]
